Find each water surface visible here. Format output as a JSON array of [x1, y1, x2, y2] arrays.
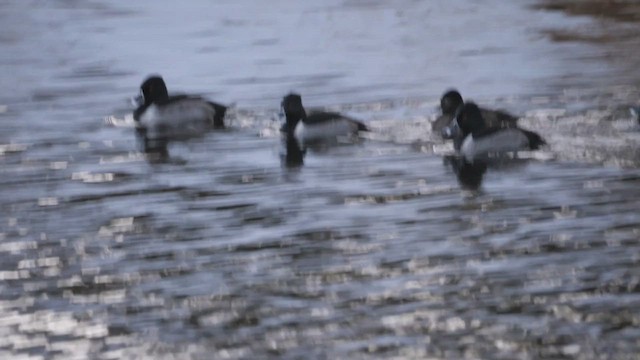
[[2, 1, 640, 359]]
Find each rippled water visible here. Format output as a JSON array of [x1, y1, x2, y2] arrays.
[[2, 1, 640, 359]]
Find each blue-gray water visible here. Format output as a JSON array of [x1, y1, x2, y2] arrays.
[[2, 1, 640, 359]]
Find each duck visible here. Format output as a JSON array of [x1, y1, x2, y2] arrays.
[[280, 93, 367, 146], [443, 102, 545, 160], [432, 89, 519, 134], [133, 75, 227, 140], [630, 106, 640, 124]]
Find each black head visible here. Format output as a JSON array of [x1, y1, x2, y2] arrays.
[[440, 89, 464, 116], [453, 102, 486, 137], [281, 93, 306, 132], [139, 75, 169, 105], [441, 102, 487, 150]]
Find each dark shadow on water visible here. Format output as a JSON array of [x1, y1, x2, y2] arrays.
[[280, 136, 306, 169], [300, 134, 366, 154], [443, 155, 487, 191], [135, 128, 172, 163], [135, 126, 234, 164], [444, 154, 538, 191], [279, 129, 366, 169]]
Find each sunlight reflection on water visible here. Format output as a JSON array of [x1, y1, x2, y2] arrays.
[[2, 0, 640, 359]]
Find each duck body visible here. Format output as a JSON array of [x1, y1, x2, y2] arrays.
[[432, 89, 518, 134], [459, 127, 544, 160], [133, 75, 226, 140], [444, 102, 544, 161], [293, 112, 366, 144], [281, 93, 367, 146]]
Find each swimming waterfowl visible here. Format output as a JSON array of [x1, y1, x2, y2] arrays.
[[443, 102, 545, 160], [432, 89, 519, 134], [133, 75, 227, 140], [280, 93, 367, 146]]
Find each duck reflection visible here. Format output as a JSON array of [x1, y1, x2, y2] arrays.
[[280, 136, 306, 168], [444, 154, 539, 191], [135, 128, 171, 163], [443, 155, 487, 190]]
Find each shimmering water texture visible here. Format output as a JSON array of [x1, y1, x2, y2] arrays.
[[2, 0, 640, 359]]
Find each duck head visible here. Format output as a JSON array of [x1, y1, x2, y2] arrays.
[[454, 102, 486, 136], [139, 75, 169, 105], [440, 89, 464, 116], [281, 93, 306, 134], [442, 102, 486, 150]]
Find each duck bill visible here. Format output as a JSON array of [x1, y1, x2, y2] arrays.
[[442, 118, 461, 139], [131, 93, 145, 107]]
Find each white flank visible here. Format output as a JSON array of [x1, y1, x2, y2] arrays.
[[461, 129, 529, 161], [294, 118, 359, 145], [138, 100, 216, 139]]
